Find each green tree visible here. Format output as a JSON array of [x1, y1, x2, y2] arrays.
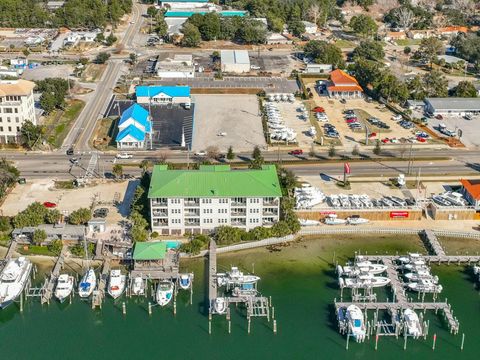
[[0, 216, 12, 233], [113, 164, 123, 178], [453, 81, 477, 97], [287, 19, 306, 37], [79, 57, 89, 66], [404, 46, 411, 55], [237, 19, 267, 44], [20, 120, 45, 149], [413, 37, 443, 68], [422, 70, 448, 97], [198, 12, 221, 41], [155, 13, 168, 37], [349, 14, 378, 38], [68, 208, 92, 225], [215, 226, 245, 245], [146, 5, 158, 18], [277, 167, 297, 192], [304, 40, 345, 68], [181, 23, 201, 47], [105, 33, 117, 46], [45, 209, 62, 224], [95, 52, 111, 64], [267, 16, 284, 33], [129, 52, 137, 64], [14, 202, 48, 228], [95, 33, 105, 43], [139, 159, 152, 174], [352, 40, 385, 62], [32, 229, 47, 245], [226, 146, 235, 160], [131, 225, 148, 242], [328, 143, 336, 157], [249, 145, 264, 169], [376, 73, 409, 103], [47, 239, 63, 254], [373, 140, 382, 155]]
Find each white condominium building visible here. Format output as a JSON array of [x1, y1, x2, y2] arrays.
[[0, 79, 36, 144], [148, 165, 283, 235]]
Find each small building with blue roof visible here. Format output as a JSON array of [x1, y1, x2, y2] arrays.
[[136, 85, 191, 107], [116, 103, 153, 149]]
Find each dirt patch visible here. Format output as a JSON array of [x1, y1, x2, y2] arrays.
[[81, 64, 106, 82]]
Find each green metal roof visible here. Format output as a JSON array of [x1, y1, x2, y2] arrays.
[[133, 242, 167, 260], [148, 165, 282, 198]]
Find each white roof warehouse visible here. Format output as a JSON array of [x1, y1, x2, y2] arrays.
[[425, 98, 480, 115]]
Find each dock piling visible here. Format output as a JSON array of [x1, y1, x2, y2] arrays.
[[173, 300, 177, 316], [461, 333, 465, 351], [432, 333, 437, 351], [273, 319, 277, 334], [122, 302, 126, 315]]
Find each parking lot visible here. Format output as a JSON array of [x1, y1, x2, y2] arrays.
[[427, 115, 480, 147], [191, 94, 266, 152], [22, 64, 73, 81]]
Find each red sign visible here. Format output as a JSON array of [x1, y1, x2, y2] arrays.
[[320, 211, 336, 215], [390, 211, 409, 218], [344, 162, 351, 174]]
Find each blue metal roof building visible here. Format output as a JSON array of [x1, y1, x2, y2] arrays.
[[116, 103, 152, 149], [136, 86, 191, 98], [116, 125, 146, 142]]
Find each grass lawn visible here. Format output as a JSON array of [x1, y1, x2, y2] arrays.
[[334, 39, 355, 48], [44, 99, 85, 148], [395, 39, 422, 46], [54, 180, 75, 189], [17, 245, 56, 256], [91, 117, 118, 150], [437, 236, 480, 255]]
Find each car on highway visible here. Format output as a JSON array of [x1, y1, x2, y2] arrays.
[[70, 157, 79, 165], [436, 114, 443, 120], [66, 148, 74, 156], [43, 202, 57, 208], [116, 153, 133, 159], [195, 151, 206, 157], [289, 149, 303, 155]]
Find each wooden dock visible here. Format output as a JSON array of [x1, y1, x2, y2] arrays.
[[208, 240, 217, 310], [92, 257, 111, 309], [41, 244, 68, 305], [422, 229, 446, 256], [381, 258, 407, 304]]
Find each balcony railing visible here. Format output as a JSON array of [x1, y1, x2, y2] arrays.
[[152, 221, 168, 227], [185, 221, 200, 226], [184, 210, 200, 217], [263, 200, 279, 206], [231, 211, 246, 216], [231, 201, 247, 206], [152, 211, 168, 217], [184, 201, 200, 207], [151, 201, 168, 207], [263, 210, 278, 216]]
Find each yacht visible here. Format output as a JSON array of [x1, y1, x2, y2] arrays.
[[346, 216, 369, 225], [108, 270, 126, 299], [299, 219, 321, 226], [403, 309, 422, 338], [442, 191, 466, 206], [324, 214, 346, 225], [156, 280, 174, 306], [54, 274, 74, 303], [225, 267, 260, 285], [0, 257, 33, 309], [132, 276, 145, 296], [78, 269, 96, 298], [346, 305, 366, 342], [213, 297, 227, 314], [342, 274, 390, 288], [178, 274, 192, 290], [407, 278, 443, 293]]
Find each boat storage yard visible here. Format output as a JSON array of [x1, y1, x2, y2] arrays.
[[333, 229, 480, 348]]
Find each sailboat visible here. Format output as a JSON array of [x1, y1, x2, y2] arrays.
[[78, 268, 96, 298], [403, 309, 422, 338], [54, 274, 74, 303], [178, 274, 192, 290], [108, 270, 126, 299], [156, 280, 174, 306], [0, 257, 33, 309], [346, 305, 366, 342]]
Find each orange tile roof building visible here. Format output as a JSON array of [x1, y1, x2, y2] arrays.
[[460, 179, 480, 209], [327, 69, 363, 99]]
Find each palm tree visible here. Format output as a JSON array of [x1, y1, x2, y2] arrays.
[[139, 159, 152, 174], [112, 164, 123, 179]]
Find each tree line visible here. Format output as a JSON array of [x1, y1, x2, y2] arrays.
[[0, 0, 132, 28]]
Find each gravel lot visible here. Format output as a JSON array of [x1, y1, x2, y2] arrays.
[[22, 64, 73, 81], [191, 94, 266, 152]]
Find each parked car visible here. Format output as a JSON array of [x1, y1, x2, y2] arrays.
[[116, 153, 133, 159], [66, 147, 74, 156], [464, 114, 473, 120], [289, 149, 303, 155], [70, 157, 79, 165], [435, 114, 443, 120], [43, 202, 57, 208], [195, 151, 207, 157], [339, 98, 347, 104]]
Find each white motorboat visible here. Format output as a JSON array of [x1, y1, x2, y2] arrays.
[[324, 214, 346, 225], [108, 269, 126, 299], [403, 309, 422, 338], [407, 278, 443, 293], [54, 274, 74, 303], [343, 274, 390, 288], [132, 276, 145, 296], [404, 268, 436, 282], [213, 297, 227, 314], [359, 194, 373, 208], [342, 262, 387, 276], [329, 195, 340, 207], [294, 185, 325, 209], [339, 194, 351, 208], [0, 257, 33, 309], [156, 280, 174, 306], [179, 273, 192, 290], [345, 305, 366, 342], [225, 267, 260, 285], [78, 268, 96, 298], [347, 216, 369, 225], [398, 253, 423, 264], [349, 195, 362, 208], [441, 191, 466, 206], [299, 219, 321, 226]]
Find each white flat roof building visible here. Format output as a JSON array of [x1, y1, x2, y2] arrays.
[[0, 79, 36, 144], [220, 50, 250, 73], [425, 97, 480, 115], [155, 54, 195, 78]]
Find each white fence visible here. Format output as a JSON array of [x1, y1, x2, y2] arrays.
[[183, 228, 480, 258]]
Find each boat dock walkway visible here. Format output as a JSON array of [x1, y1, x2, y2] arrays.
[[422, 230, 446, 256], [3, 238, 18, 261], [208, 240, 217, 309], [334, 300, 460, 334], [41, 244, 68, 305], [382, 258, 407, 304], [92, 257, 111, 309]]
